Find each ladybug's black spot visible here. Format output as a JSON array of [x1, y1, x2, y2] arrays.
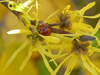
[[42, 29, 44, 31], [41, 33, 44, 35], [45, 26, 48, 29], [46, 31, 48, 33]]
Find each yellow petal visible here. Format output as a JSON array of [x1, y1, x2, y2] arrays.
[[19, 46, 33, 71], [62, 5, 70, 14], [80, 1, 95, 15], [44, 40, 52, 53], [91, 20, 100, 35], [51, 33, 77, 43], [70, 10, 79, 21], [88, 47, 100, 53], [37, 41, 69, 74], [85, 55, 100, 74], [49, 58, 58, 67], [0, 43, 38, 75], [43, 45, 61, 49], [7, 29, 32, 34], [51, 53, 73, 75], [58, 41, 66, 55], [84, 14, 100, 19], [88, 49, 94, 56], [44, 40, 58, 67], [39, 34, 60, 43], [95, 36, 100, 47], [35, 0, 39, 27], [39, 50, 53, 73], [36, 41, 53, 73], [23, 0, 34, 7], [64, 54, 78, 75], [3, 40, 29, 71], [43, 9, 59, 23], [36, 40, 57, 58], [80, 55, 98, 75], [72, 23, 93, 33], [20, 14, 32, 28]]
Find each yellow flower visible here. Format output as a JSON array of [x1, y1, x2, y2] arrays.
[[1, 0, 100, 75], [53, 1, 100, 35], [48, 17, 100, 74], [4, 28, 60, 71], [46, 3, 100, 74], [3, 0, 61, 72], [50, 37, 100, 75], [4, 23, 61, 71]]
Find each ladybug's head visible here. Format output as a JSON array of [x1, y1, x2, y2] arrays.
[[38, 24, 51, 36]]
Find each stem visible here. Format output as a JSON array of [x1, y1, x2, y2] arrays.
[[0, 1, 96, 41]]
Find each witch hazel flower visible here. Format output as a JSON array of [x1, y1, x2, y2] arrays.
[[3, 0, 65, 72], [44, 2, 100, 47], [51, 35, 100, 75], [1, 0, 100, 75], [50, 20, 100, 75], [49, 2, 100, 75], [30, 1, 100, 75], [52, 2, 100, 34]]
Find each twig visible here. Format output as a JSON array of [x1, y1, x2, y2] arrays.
[[0, 0, 96, 41]]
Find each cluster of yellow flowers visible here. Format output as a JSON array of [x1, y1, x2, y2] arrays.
[[1, 0, 100, 75]]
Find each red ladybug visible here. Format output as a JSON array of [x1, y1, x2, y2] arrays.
[[38, 24, 51, 36]]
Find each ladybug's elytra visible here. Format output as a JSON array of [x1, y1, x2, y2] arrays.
[[38, 24, 51, 36]]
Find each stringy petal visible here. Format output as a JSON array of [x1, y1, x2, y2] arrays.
[[64, 54, 78, 75], [44, 40, 58, 66], [80, 1, 95, 15], [44, 40, 52, 53], [51, 53, 74, 75], [84, 14, 100, 19], [95, 36, 100, 47], [43, 9, 59, 23], [36, 41, 53, 73], [62, 5, 70, 14], [91, 20, 100, 35], [72, 23, 93, 33], [39, 34, 60, 43], [3, 40, 29, 71], [88, 46, 100, 53], [7, 29, 32, 34], [35, 0, 39, 27], [85, 55, 100, 74], [80, 54, 98, 75], [58, 41, 66, 55], [19, 46, 33, 71]]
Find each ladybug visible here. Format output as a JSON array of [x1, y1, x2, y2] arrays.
[[38, 24, 51, 36]]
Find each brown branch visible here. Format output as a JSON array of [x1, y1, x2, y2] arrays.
[[0, 1, 96, 41]]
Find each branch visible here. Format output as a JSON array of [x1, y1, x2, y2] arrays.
[[0, 0, 96, 41]]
